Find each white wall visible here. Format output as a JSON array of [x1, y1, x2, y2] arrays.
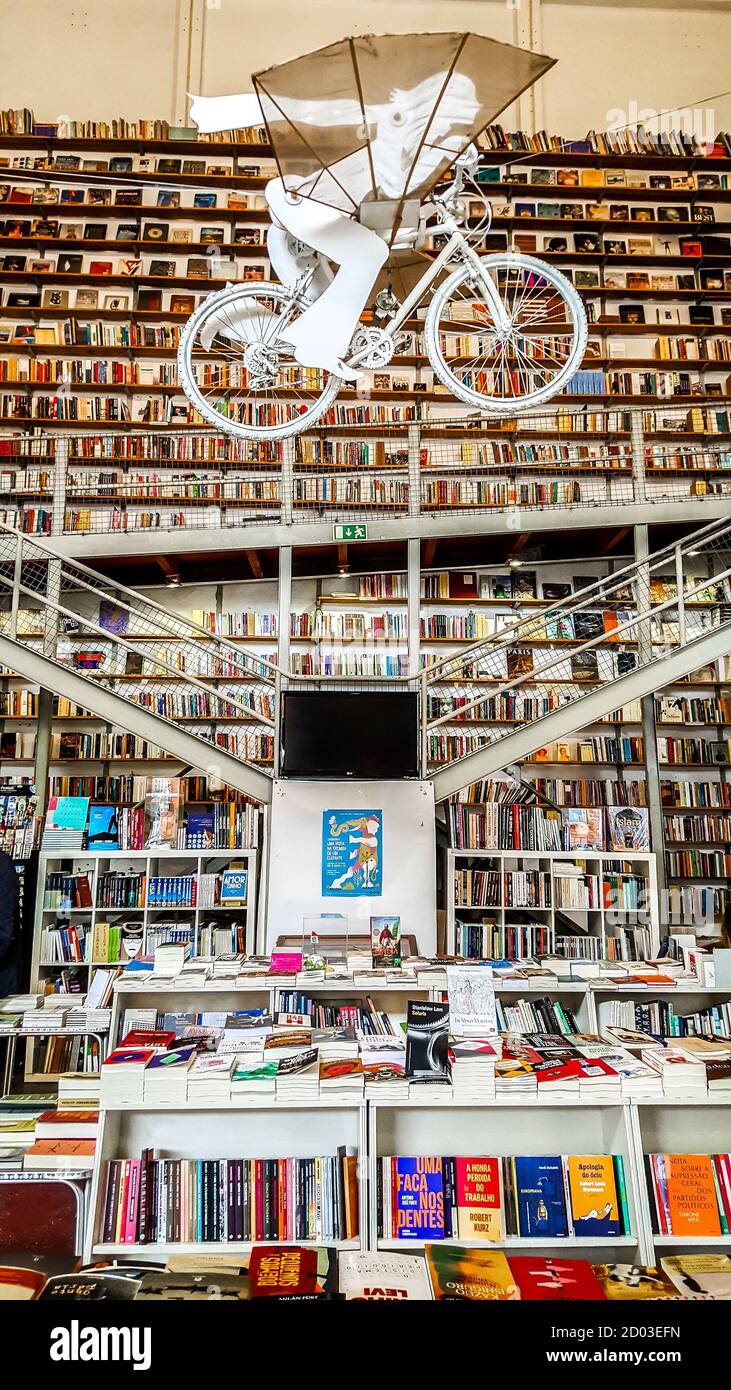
[[266, 778, 437, 953], [1, 0, 728, 138]]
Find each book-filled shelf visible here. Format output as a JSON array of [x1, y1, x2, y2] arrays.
[[4, 933, 731, 1291], [2, 117, 731, 541], [38, 949, 731, 1269], [3, 541, 731, 948]]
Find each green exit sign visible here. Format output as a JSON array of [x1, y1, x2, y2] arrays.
[[333, 523, 368, 542]]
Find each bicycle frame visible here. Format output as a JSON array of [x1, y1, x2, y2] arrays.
[[345, 201, 510, 370]]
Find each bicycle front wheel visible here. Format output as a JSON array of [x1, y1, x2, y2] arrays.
[[425, 254, 587, 415], [177, 282, 340, 442]]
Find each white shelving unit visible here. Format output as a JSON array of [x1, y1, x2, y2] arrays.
[[85, 1101, 367, 1264], [77, 976, 731, 1265], [30, 848, 259, 990], [446, 849, 660, 960]]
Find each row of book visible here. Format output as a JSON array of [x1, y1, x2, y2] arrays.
[[447, 804, 650, 852], [5, 1247, 731, 1301], [645, 1153, 731, 1236], [100, 1149, 359, 1246], [378, 1152, 630, 1242], [456, 921, 555, 962]]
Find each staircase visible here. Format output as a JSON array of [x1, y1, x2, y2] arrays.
[[0, 523, 276, 803], [425, 516, 731, 801]]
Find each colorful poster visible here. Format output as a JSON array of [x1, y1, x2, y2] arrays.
[[322, 810, 382, 896]]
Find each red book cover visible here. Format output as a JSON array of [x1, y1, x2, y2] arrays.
[[119, 1030, 175, 1048], [248, 1245, 320, 1296], [509, 1256, 607, 1300], [455, 1156, 502, 1240], [255, 1158, 264, 1244]]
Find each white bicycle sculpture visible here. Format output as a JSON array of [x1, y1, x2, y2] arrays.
[[177, 33, 587, 443]]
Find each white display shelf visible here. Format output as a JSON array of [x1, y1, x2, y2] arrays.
[[446, 848, 660, 961], [377, 1235, 638, 1251], [100, 1097, 363, 1111], [651, 1235, 731, 1246], [92, 1238, 361, 1257]]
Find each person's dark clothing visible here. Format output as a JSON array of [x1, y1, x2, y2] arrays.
[[0, 851, 20, 995]]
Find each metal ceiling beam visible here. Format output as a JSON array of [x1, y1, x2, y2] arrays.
[[431, 621, 731, 802]]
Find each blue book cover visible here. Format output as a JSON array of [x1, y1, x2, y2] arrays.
[[395, 1156, 445, 1241], [87, 803, 119, 850], [186, 811, 214, 848], [514, 1155, 568, 1237]]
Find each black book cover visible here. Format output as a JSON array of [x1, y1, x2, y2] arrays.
[[643, 1153, 660, 1234], [405, 999, 450, 1081], [573, 610, 604, 640]]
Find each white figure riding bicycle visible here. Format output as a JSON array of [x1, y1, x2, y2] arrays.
[[178, 32, 587, 441]]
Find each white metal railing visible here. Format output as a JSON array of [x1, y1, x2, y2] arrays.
[[1, 404, 730, 538], [422, 515, 731, 776], [0, 523, 279, 773]]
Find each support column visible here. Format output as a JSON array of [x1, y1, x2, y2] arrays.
[[33, 690, 53, 819], [634, 523, 667, 921], [281, 439, 295, 527], [277, 545, 292, 683], [407, 423, 421, 518], [407, 538, 421, 679], [34, 557, 61, 816], [52, 434, 68, 537], [630, 410, 647, 505]]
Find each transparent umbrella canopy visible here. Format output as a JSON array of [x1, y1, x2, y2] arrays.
[[252, 31, 556, 246]]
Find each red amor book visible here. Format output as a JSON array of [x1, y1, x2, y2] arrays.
[[509, 1256, 607, 1300]]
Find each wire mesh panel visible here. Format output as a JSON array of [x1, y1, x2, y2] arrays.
[[2, 403, 729, 538], [0, 522, 278, 774], [423, 516, 731, 775]]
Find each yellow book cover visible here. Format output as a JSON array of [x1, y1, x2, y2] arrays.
[[567, 1155, 621, 1236], [426, 1244, 519, 1300], [593, 1263, 680, 1300], [661, 1253, 731, 1299]]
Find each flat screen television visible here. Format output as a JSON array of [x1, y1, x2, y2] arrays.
[[281, 691, 420, 779]]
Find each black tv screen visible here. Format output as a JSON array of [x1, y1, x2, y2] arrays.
[[281, 691, 420, 779]]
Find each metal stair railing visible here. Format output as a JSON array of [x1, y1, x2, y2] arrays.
[[0, 522, 279, 774], [422, 515, 731, 776]]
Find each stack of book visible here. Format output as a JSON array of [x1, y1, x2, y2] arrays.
[[22, 1109, 98, 1173], [449, 1039, 499, 1101], [187, 1053, 236, 1103], [21, 1005, 68, 1031], [230, 1061, 277, 1100], [318, 1058, 365, 1100], [142, 1046, 197, 1105], [57, 1072, 101, 1110], [99, 1046, 158, 1105], [641, 1046, 708, 1100], [275, 1048, 320, 1101]]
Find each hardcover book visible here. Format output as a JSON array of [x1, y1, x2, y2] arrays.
[[405, 1001, 450, 1082], [455, 1156, 502, 1241], [513, 1155, 568, 1237], [395, 1157, 445, 1241], [567, 1155, 621, 1236], [425, 1244, 519, 1300]]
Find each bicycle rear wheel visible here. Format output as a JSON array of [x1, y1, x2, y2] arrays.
[[425, 254, 587, 415], [177, 282, 340, 442]]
